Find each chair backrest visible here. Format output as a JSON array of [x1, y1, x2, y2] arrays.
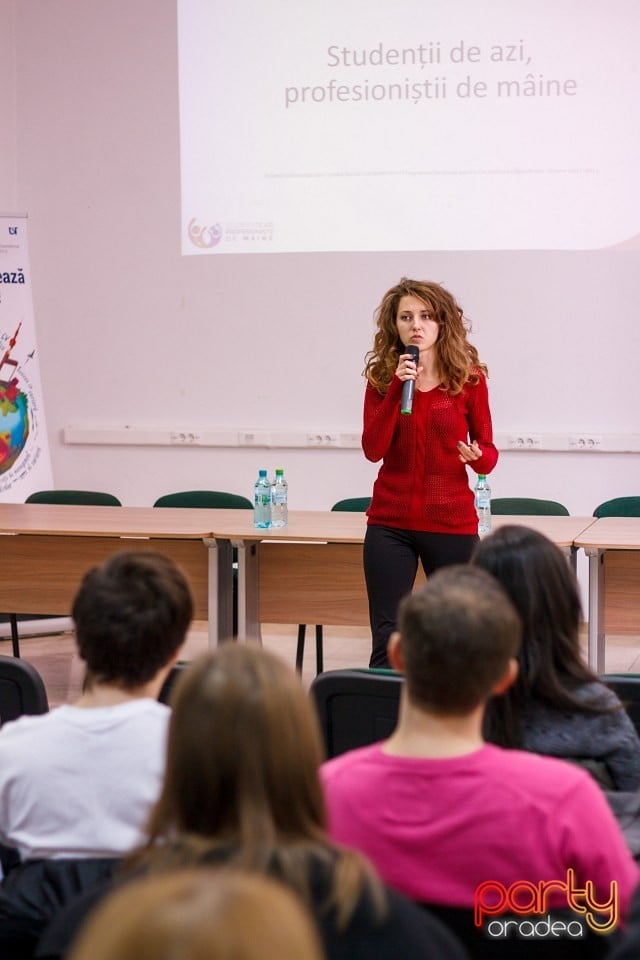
[[490, 497, 569, 516], [157, 661, 188, 705], [593, 496, 640, 518], [331, 497, 371, 512], [25, 490, 121, 506], [309, 668, 402, 758], [153, 490, 252, 510], [0, 655, 49, 726]]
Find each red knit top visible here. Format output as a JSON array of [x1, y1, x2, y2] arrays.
[[362, 372, 498, 535]]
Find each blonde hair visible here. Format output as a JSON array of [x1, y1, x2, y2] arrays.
[[363, 277, 487, 395], [68, 868, 324, 960]]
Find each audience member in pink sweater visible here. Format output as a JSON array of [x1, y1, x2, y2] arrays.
[[322, 566, 639, 940]]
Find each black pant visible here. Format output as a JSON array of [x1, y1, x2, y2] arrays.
[[363, 525, 478, 668]]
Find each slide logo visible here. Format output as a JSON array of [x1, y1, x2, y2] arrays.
[[188, 218, 222, 249], [474, 869, 618, 938]]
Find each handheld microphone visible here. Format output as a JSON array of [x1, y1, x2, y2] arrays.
[[400, 345, 420, 415]]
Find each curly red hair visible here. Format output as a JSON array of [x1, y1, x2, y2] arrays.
[[363, 278, 487, 395]]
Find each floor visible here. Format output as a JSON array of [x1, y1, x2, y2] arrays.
[[3, 620, 640, 709]]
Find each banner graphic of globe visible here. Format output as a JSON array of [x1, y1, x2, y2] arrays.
[[0, 323, 31, 476], [0, 377, 30, 475]]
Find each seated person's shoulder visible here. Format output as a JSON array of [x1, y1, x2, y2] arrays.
[[374, 885, 469, 959], [481, 742, 605, 792], [574, 679, 624, 709], [0, 710, 52, 747], [308, 852, 469, 960], [321, 743, 382, 777]]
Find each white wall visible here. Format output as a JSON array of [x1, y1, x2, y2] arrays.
[[0, 0, 16, 208], [3, 0, 639, 521]]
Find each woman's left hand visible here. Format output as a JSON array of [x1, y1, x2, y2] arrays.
[[457, 440, 482, 463]]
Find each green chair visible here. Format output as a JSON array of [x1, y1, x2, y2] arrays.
[[153, 490, 253, 637], [490, 497, 569, 516], [25, 490, 121, 507], [331, 497, 372, 513], [593, 496, 640, 518], [296, 497, 371, 676], [153, 490, 252, 511], [5, 489, 122, 657]]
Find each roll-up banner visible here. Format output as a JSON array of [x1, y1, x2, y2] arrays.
[[0, 214, 52, 500]]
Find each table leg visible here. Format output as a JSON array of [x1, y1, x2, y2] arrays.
[[585, 547, 605, 673], [204, 538, 233, 646], [233, 538, 262, 643], [559, 544, 577, 573]]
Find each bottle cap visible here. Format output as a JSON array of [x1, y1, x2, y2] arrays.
[[275, 468, 284, 476], [259, 469, 267, 477], [478, 474, 486, 480]]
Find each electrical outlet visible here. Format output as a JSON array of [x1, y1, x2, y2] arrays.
[[568, 435, 602, 449], [506, 435, 541, 449], [169, 431, 200, 445], [306, 433, 339, 447]]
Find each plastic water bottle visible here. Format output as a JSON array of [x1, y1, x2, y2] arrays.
[[475, 474, 492, 534], [271, 468, 288, 527], [253, 469, 272, 528]]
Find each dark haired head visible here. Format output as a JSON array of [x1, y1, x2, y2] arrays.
[[471, 525, 603, 745], [396, 565, 520, 715], [72, 551, 193, 689]]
